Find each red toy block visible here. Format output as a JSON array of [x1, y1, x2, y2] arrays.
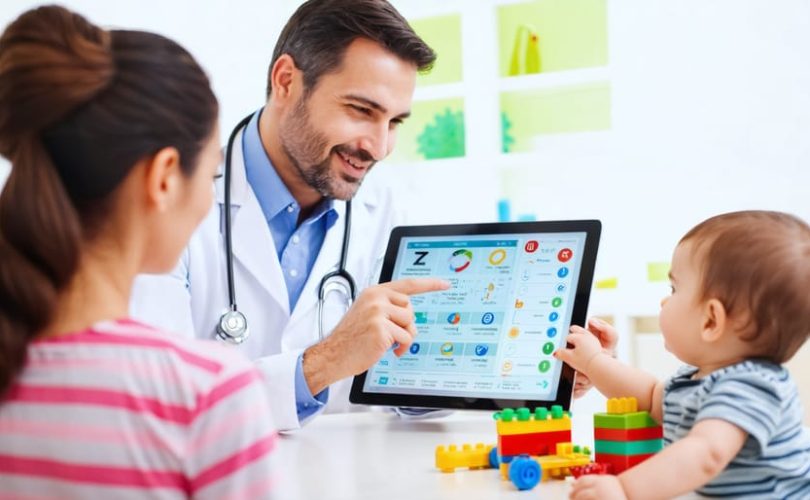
[[498, 430, 571, 457], [569, 463, 614, 478], [594, 426, 663, 441], [594, 452, 654, 473]]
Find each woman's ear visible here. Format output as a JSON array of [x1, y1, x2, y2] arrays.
[[701, 298, 728, 343], [143, 147, 182, 212]]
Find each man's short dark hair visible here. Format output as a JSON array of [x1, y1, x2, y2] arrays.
[[267, 0, 435, 97]]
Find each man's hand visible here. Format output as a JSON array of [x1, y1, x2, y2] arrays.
[[566, 317, 618, 398], [302, 278, 449, 395]]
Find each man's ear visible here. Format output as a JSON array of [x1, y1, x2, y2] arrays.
[[144, 147, 182, 212], [269, 54, 300, 104], [701, 298, 728, 342]]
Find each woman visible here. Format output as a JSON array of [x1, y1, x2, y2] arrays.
[[0, 6, 275, 498]]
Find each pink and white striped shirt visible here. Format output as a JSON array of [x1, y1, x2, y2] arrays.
[[0, 319, 277, 499]]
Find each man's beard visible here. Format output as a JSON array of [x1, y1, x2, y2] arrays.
[[279, 97, 376, 200]]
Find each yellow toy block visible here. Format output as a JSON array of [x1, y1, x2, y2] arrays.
[[607, 397, 638, 414], [435, 443, 495, 473], [496, 415, 571, 435], [498, 442, 591, 481], [494, 407, 572, 436]]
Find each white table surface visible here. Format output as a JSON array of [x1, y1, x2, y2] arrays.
[[273, 411, 575, 500]]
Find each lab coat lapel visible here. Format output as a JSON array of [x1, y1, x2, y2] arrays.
[[288, 201, 349, 329], [217, 131, 290, 315]]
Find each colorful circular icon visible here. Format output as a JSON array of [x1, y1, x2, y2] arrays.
[[409, 343, 420, 355], [475, 344, 489, 356], [538, 360, 551, 373], [551, 297, 563, 308], [488, 248, 507, 266], [502, 360, 513, 373], [549, 311, 559, 322], [557, 248, 573, 262], [542, 342, 555, 355], [546, 327, 558, 338], [447, 312, 461, 325], [557, 267, 569, 278], [440, 342, 454, 356], [508, 327, 520, 338], [449, 249, 473, 273], [524, 240, 539, 253], [481, 312, 495, 325]]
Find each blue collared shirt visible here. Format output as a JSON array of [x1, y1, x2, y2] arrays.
[[242, 110, 337, 422]]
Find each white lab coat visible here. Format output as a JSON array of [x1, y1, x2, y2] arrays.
[[130, 127, 399, 430]]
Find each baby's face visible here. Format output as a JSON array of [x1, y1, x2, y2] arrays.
[[659, 242, 707, 364]]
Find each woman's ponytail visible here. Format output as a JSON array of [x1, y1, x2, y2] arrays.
[[0, 5, 218, 396], [0, 6, 115, 396]]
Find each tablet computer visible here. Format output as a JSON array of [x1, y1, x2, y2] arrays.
[[349, 220, 601, 411]]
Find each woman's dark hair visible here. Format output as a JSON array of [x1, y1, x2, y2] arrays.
[[267, 0, 435, 97], [0, 5, 218, 395]]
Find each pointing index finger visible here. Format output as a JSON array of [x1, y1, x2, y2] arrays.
[[382, 278, 450, 296]]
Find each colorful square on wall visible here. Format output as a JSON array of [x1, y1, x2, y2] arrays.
[[410, 14, 463, 86], [500, 82, 611, 152], [498, 0, 608, 77], [390, 98, 465, 162]]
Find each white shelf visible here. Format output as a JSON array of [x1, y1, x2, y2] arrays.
[[499, 66, 610, 93]]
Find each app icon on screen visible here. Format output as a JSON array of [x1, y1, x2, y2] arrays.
[[448, 249, 473, 273]]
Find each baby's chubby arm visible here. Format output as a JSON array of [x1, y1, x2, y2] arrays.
[[554, 327, 660, 416], [570, 419, 747, 500]]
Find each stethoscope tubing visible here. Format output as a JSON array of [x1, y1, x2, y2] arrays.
[[218, 112, 356, 344]]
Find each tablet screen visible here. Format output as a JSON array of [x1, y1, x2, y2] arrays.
[[355, 225, 596, 407]]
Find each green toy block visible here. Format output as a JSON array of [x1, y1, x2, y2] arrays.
[[594, 439, 663, 455], [593, 412, 657, 430]]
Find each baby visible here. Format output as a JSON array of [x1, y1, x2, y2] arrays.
[[556, 210, 810, 499]]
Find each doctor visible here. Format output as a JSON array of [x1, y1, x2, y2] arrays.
[[131, 0, 442, 430]]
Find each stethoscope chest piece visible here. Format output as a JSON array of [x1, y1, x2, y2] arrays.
[[216, 309, 249, 345]]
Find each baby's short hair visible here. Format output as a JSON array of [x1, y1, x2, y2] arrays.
[[680, 210, 810, 363]]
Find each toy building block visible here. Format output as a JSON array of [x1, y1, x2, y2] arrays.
[[594, 452, 654, 472], [594, 438, 662, 455], [498, 429, 571, 456], [593, 397, 657, 429], [593, 397, 663, 473], [569, 462, 613, 478], [435, 443, 495, 473], [498, 442, 591, 482], [494, 406, 572, 435], [494, 406, 572, 459], [594, 426, 663, 441]]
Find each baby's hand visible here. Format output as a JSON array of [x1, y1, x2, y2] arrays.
[[554, 326, 603, 375], [569, 474, 627, 500]]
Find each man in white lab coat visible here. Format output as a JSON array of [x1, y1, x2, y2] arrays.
[[130, 0, 443, 430]]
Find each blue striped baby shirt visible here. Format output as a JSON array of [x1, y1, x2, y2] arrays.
[[663, 360, 810, 498]]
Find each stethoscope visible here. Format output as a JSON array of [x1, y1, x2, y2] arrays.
[[216, 112, 357, 345]]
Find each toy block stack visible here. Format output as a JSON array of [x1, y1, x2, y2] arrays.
[[494, 406, 571, 461], [593, 397, 663, 473], [435, 443, 495, 472]]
